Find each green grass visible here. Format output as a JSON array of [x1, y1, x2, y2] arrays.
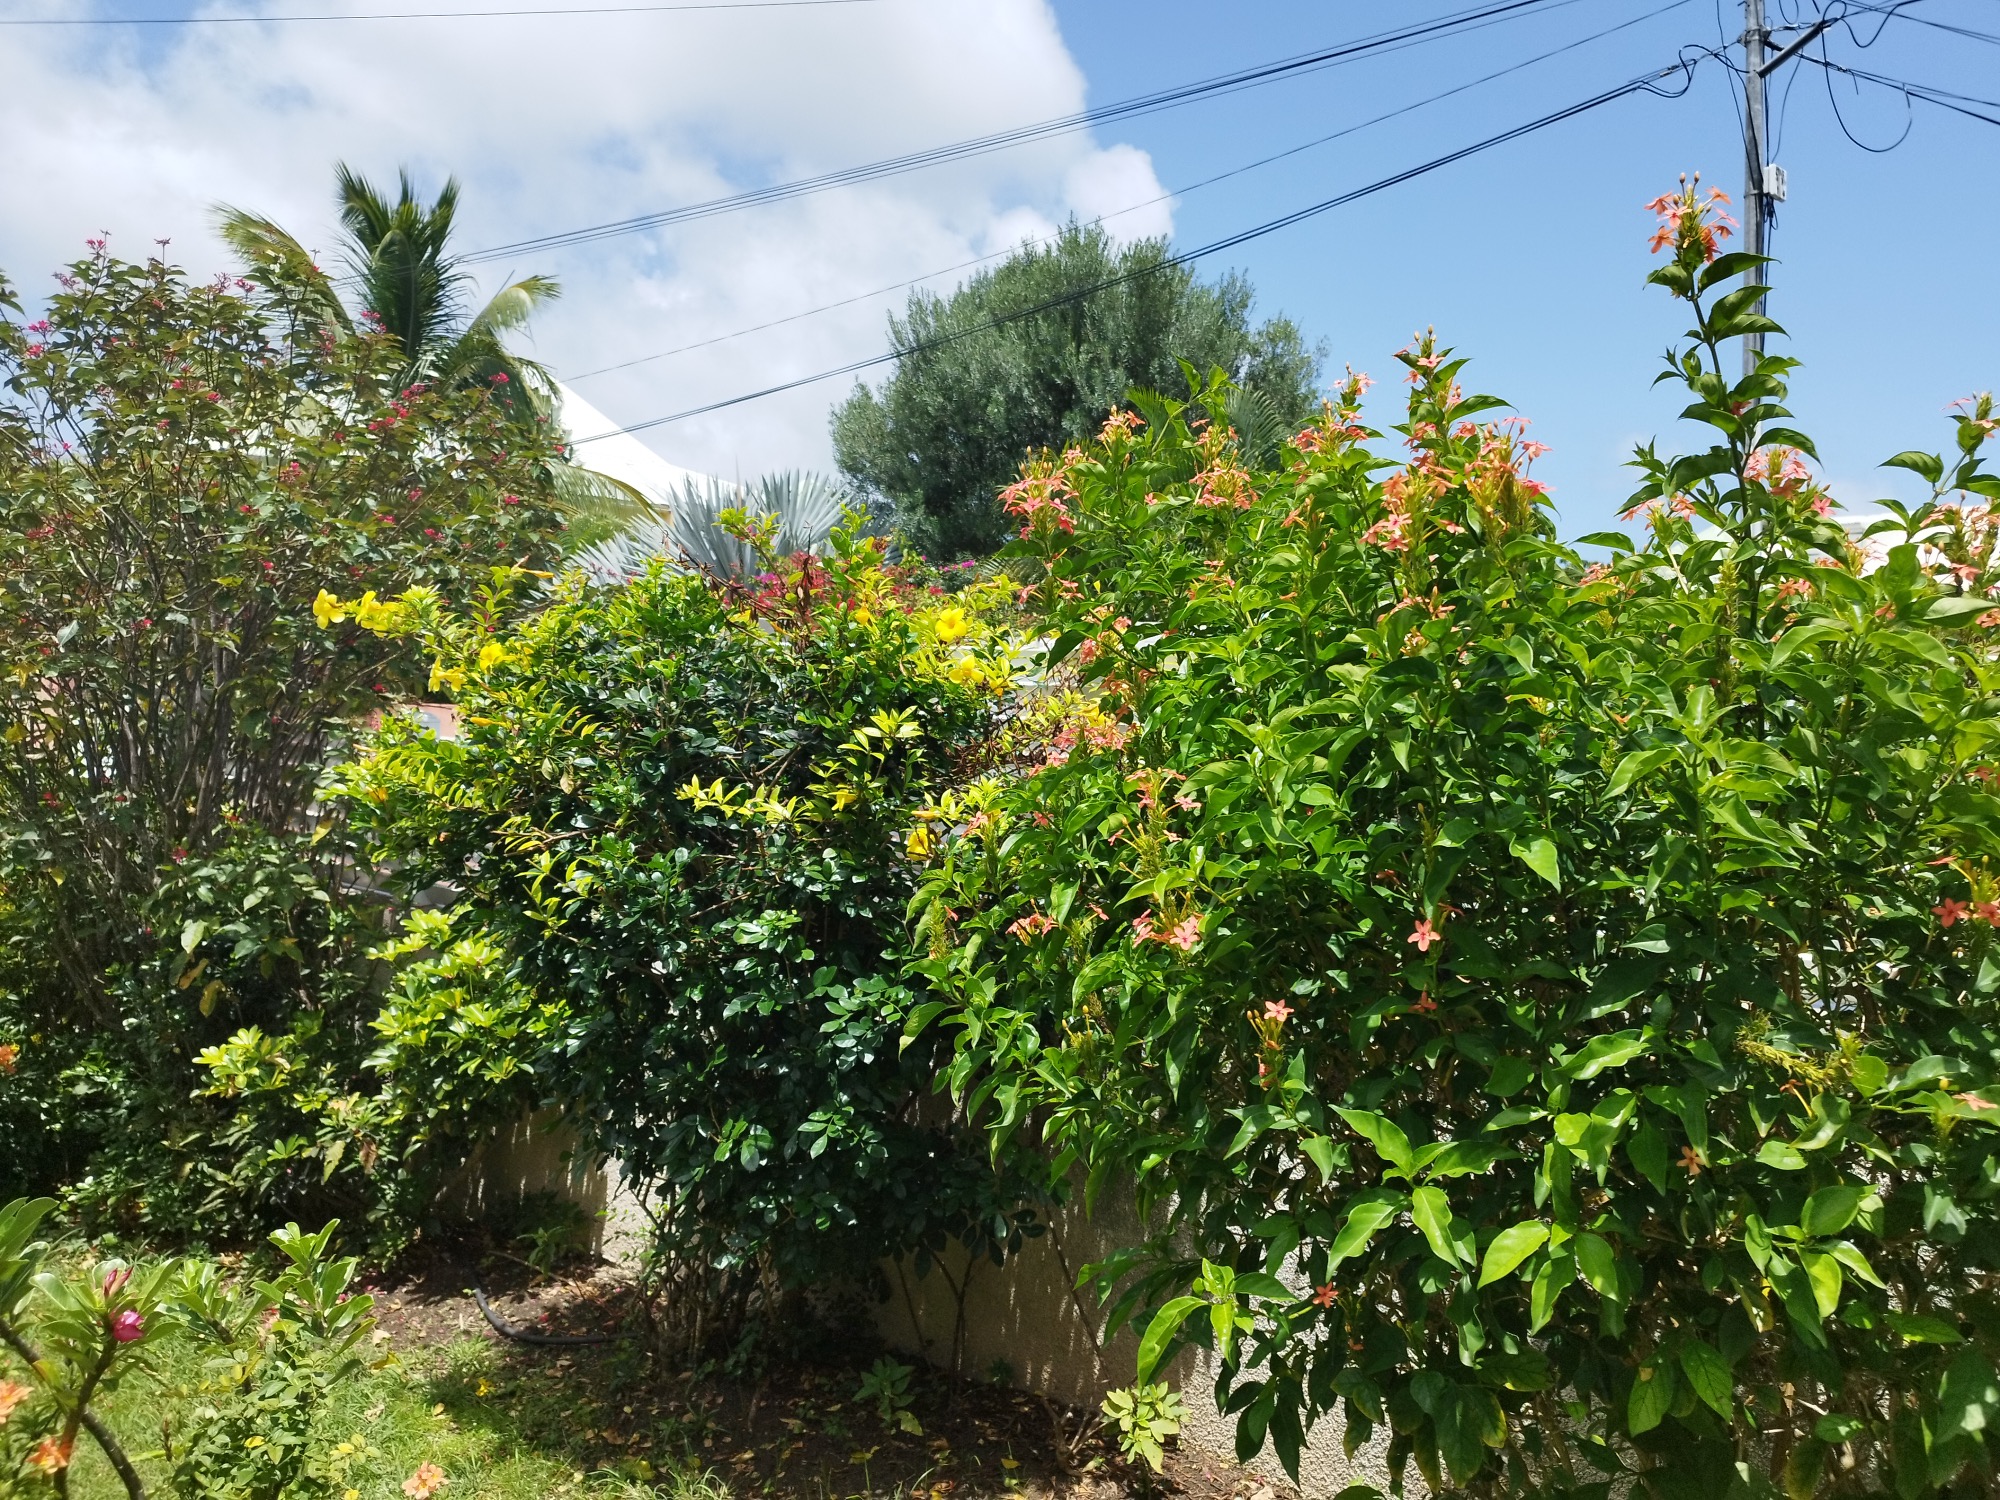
[[60, 1333, 731, 1500]]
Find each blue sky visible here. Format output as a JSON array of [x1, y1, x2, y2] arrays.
[[3, 0, 1995, 537], [1048, 0, 2000, 535]]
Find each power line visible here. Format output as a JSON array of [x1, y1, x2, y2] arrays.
[[2, 0, 881, 24], [564, 0, 1698, 383], [572, 56, 1699, 442], [1802, 51, 2000, 124], [465, 0, 1601, 264]]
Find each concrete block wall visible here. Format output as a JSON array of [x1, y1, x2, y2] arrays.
[[459, 1115, 1403, 1497]]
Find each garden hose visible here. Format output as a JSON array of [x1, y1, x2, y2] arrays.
[[469, 1279, 620, 1347]]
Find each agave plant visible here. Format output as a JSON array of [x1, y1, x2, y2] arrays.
[[573, 470, 865, 585]]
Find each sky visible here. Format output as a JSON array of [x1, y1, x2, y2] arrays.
[[3, 0, 1996, 537]]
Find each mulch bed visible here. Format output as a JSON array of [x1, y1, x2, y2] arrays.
[[360, 1251, 1295, 1500]]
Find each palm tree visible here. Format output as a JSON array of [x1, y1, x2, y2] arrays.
[[219, 167, 649, 534]]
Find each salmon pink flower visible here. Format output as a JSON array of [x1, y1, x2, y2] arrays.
[[1936, 898, 1971, 927], [1954, 1091, 1999, 1111], [1311, 1284, 1337, 1308], [1407, 918, 1440, 952], [1007, 912, 1057, 942], [404, 1463, 449, 1498], [1262, 999, 1293, 1024], [1410, 993, 1438, 1014], [0, 1379, 30, 1423]]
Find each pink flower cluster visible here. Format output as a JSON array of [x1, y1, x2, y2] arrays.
[[999, 456, 1078, 538], [1646, 177, 1736, 262], [1132, 910, 1201, 952], [1007, 911, 1058, 942], [1191, 460, 1256, 510]]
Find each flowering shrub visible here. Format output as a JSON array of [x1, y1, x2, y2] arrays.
[[910, 184, 2000, 1497], [329, 522, 1039, 1343], [0, 1197, 376, 1498], [0, 243, 567, 1220]]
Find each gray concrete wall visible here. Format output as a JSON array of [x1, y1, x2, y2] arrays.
[[461, 1115, 1403, 1497], [869, 1182, 1399, 1499]]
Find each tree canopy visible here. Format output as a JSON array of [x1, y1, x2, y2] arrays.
[[831, 223, 1322, 559]]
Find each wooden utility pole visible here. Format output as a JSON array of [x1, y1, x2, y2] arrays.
[[1740, 0, 1835, 375]]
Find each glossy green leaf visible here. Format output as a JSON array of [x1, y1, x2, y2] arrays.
[[1478, 1221, 1549, 1287]]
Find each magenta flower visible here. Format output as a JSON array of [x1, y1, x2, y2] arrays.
[[111, 1310, 144, 1343]]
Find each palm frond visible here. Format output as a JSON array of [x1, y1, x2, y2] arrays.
[[1223, 385, 1285, 469], [213, 208, 353, 336], [547, 461, 660, 550], [466, 276, 561, 339], [334, 164, 469, 365]]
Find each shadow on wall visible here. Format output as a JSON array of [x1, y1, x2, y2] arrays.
[[453, 1116, 1395, 1497], [439, 1111, 650, 1262]]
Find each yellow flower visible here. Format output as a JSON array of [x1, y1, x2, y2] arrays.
[[312, 590, 348, 629], [830, 786, 859, 813], [933, 606, 970, 642], [905, 823, 933, 860], [476, 642, 509, 672], [428, 661, 467, 694], [947, 658, 985, 688], [851, 606, 875, 627]]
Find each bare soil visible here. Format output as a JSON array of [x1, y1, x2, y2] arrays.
[[361, 1251, 1296, 1500]]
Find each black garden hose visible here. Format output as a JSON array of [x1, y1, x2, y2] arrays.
[[470, 1278, 621, 1346]]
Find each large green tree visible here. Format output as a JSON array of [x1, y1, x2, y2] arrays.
[[831, 222, 1323, 559]]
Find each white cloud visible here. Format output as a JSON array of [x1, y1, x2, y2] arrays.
[[1, 0, 1170, 478]]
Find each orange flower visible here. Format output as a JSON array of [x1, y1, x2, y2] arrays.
[[0, 1043, 16, 1074], [1311, 1284, 1338, 1308], [403, 1463, 449, 1499], [1936, 898, 1971, 928], [28, 1438, 73, 1474], [0, 1379, 30, 1423]]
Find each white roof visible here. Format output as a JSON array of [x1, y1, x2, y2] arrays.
[[557, 383, 717, 510]]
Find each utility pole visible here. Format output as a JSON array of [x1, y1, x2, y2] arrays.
[[1739, 1, 1834, 375], [1741, 0, 1770, 376]]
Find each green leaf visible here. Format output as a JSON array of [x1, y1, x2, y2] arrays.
[[1575, 1233, 1620, 1300], [1678, 1339, 1734, 1417], [1924, 594, 1995, 625], [1561, 1030, 1647, 1081], [1935, 1348, 2000, 1447], [1801, 1185, 1865, 1238], [1485, 1056, 1533, 1097], [1135, 1296, 1204, 1382], [1478, 1221, 1549, 1287], [1327, 1194, 1407, 1272], [1885, 1310, 1963, 1344], [1300, 1135, 1337, 1184], [1757, 1139, 1808, 1170], [1572, 530, 1636, 552], [1883, 450, 1945, 485], [1508, 833, 1561, 890], [1335, 1109, 1415, 1175], [1410, 1186, 1462, 1266], [1800, 1249, 1844, 1318], [1607, 746, 1676, 796], [1628, 1358, 1677, 1435]]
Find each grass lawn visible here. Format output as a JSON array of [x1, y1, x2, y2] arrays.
[[28, 1255, 1278, 1500]]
